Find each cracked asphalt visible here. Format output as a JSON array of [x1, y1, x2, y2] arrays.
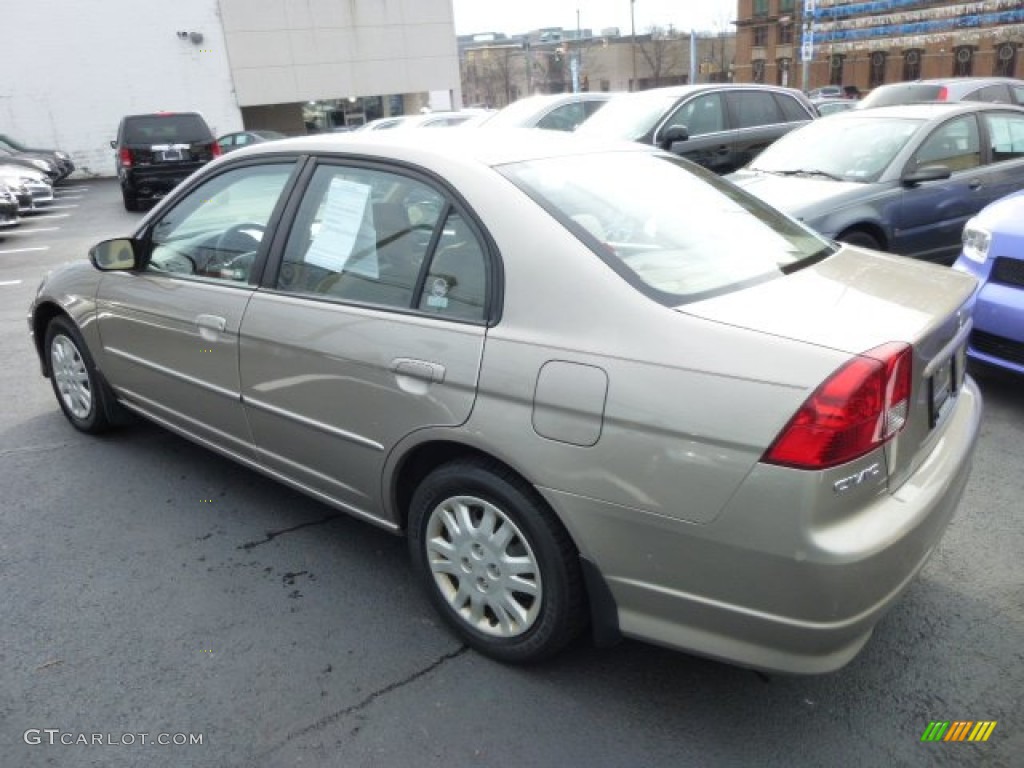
[[1, 180, 1021, 767]]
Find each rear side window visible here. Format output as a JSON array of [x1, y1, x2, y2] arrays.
[[727, 91, 784, 129], [776, 93, 812, 122], [964, 84, 1011, 103], [123, 114, 213, 144]]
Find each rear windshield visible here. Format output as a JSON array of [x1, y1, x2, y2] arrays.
[[123, 114, 212, 144], [860, 85, 942, 108], [501, 152, 833, 305]]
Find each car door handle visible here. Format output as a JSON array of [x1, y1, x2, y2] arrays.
[[391, 358, 446, 383], [713, 145, 730, 155], [196, 314, 227, 342], [967, 179, 983, 190]]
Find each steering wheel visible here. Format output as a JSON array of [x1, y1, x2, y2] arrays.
[[214, 222, 266, 257]]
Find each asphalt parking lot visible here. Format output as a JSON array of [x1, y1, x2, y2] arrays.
[[1, 179, 1022, 768]]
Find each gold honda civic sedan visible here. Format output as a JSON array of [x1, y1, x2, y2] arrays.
[[29, 130, 982, 673]]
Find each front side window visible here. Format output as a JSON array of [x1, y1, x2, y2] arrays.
[[984, 112, 1024, 162], [502, 152, 831, 305], [663, 93, 724, 137], [147, 163, 295, 282], [965, 84, 1011, 103], [910, 116, 980, 173], [276, 165, 489, 321], [536, 102, 587, 131]]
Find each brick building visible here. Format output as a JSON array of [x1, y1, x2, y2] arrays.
[[734, 0, 1023, 94]]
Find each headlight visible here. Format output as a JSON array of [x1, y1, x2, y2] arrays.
[[56, 152, 68, 160], [961, 219, 991, 264]]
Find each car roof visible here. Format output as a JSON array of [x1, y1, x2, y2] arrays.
[[232, 126, 655, 168], [833, 101, 1024, 119], [616, 82, 806, 99]]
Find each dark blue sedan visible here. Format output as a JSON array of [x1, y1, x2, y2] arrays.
[[954, 189, 1024, 375]]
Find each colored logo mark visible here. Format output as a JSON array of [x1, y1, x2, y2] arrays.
[[921, 721, 997, 742]]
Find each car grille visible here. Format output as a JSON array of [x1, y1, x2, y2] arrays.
[[971, 330, 1024, 366], [990, 256, 1024, 288]]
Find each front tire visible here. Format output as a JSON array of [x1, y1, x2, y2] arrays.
[[45, 317, 112, 434], [837, 229, 882, 251], [408, 460, 586, 663]]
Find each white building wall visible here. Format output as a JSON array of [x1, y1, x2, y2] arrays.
[[218, 0, 461, 106], [4, 0, 241, 178]]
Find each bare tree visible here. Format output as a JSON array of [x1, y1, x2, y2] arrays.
[[636, 26, 687, 88]]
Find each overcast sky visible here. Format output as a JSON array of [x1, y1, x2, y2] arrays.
[[452, 0, 737, 36]]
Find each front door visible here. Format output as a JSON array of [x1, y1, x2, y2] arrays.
[[96, 161, 297, 457]]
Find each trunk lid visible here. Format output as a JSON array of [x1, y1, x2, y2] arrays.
[[681, 245, 977, 486]]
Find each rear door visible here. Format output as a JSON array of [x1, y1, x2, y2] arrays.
[[239, 160, 492, 522], [724, 90, 812, 171], [977, 109, 1024, 203]]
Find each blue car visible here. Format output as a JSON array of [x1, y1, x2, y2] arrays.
[[954, 189, 1024, 375]]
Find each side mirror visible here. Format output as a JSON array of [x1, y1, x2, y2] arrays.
[[109, 140, 117, 149], [89, 238, 138, 271], [901, 164, 952, 186], [658, 125, 689, 152]]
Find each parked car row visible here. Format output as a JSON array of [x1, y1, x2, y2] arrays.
[[0, 133, 75, 182], [0, 154, 59, 228]]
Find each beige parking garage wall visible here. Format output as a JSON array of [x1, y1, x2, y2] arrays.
[[218, 0, 462, 108], [4, 0, 242, 178]]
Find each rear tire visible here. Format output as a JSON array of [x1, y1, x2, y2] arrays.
[[122, 187, 139, 212], [837, 229, 882, 251], [408, 459, 586, 663], [45, 316, 114, 434]]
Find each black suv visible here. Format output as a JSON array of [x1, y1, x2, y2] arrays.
[[111, 112, 220, 210], [576, 83, 817, 174]]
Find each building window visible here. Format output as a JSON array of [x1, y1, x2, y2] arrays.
[[780, 0, 796, 11], [954, 46, 975, 77], [778, 23, 793, 46], [829, 54, 844, 86], [869, 51, 887, 88], [752, 59, 766, 84], [777, 58, 792, 87], [753, 0, 769, 17], [753, 26, 769, 47], [903, 49, 922, 80], [994, 43, 1017, 77]]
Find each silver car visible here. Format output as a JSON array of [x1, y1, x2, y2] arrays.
[[29, 130, 982, 673]]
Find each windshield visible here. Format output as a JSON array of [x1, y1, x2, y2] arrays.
[[501, 152, 833, 304], [748, 116, 923, 182], [575, 92, 681, 141]]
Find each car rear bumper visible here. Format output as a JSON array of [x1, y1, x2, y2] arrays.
[[967, 280, 1024, 374], [122, 166, 201, 199], [543, 378, 982, 674]]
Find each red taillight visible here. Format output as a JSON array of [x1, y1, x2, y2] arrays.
[[763, 342, 912, 470], [937, 86, 949, 101], [119, 148, 134, 167], [211, 141, 222, 158]]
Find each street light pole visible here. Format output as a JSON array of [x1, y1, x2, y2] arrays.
[[630, 0, 637, 91]]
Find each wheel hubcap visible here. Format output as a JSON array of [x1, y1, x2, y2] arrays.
[[50, 334, 93, 420], [425, 495, 542, 637]]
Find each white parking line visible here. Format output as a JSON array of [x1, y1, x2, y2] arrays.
[[53, 194, 84, 200], [24, 213, 70, 219], [0, 279, 24, 285], [3, 227, 61, 234], [40, 204, 78, 210], [0, 247, 49, 254], [55, 186, 90, 192]]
